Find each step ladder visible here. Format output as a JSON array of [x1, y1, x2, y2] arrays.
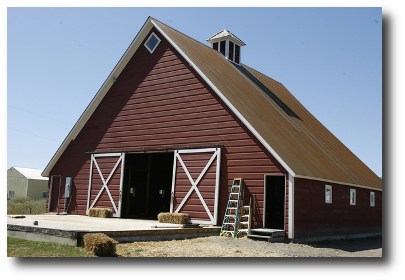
[[220, 178, 251, 238]]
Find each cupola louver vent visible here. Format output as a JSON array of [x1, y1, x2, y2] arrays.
[[207, 29, 245, 64]]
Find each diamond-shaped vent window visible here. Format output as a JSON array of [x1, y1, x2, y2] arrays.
[[144, 32, 161, 54]]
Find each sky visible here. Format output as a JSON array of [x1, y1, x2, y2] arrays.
[[6, 6, 383, 177]]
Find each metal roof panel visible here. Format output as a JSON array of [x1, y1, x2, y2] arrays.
[[13, 167, 49, 180], [153, 19, 381, 190]]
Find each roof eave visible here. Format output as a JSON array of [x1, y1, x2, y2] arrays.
[[294, 175, 382, 191]]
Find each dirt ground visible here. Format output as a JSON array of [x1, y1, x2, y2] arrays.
[[115, 235, 382, 257]]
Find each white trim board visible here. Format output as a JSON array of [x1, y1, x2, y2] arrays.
[[294, 175, 382, 192], [288, 173, 294, 239]]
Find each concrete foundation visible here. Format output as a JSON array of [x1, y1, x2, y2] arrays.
[[7, 214, 220, 246]]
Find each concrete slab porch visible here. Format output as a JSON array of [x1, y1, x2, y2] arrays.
[[7, 214, 221, 246]]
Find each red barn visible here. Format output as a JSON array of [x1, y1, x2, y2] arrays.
[[42, 17, 382, 241]]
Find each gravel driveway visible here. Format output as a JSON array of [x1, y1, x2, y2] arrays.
[[234, 235, 382, 257], [116, 235, 382, 257]]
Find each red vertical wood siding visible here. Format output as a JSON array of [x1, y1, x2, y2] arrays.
[[294, 177, 382, 239], [47, 27, 287, 227]]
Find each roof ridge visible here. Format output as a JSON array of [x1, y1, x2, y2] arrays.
[[152, 18, 215, 52], [14, 166, 44, 171], [12, 166, 48, 179]]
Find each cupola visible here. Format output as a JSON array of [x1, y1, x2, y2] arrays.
[[207, 29, 246, 64]]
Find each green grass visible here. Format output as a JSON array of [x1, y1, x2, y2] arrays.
[[7, 197, 47, 215], [7, 237, 97, 257]]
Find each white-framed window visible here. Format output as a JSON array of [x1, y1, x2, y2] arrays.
[[325, 185, 332, 203], [370, 191, 375, 207], [350, 189, 356, 205], [9, 190, 15, 197], [144, 32, 161, 54]]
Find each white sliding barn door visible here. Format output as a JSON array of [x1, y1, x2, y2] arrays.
[[170, 148, 221, 225], [87, 153, 125, 217]]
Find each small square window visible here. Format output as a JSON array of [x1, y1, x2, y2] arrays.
[[325, 185, 332, 203], [144, 32, 161, 54], [43, 192, 48, 199], [9, 190, 15, 197], [350, 189, 356, 205], [370, 192, 375, 207]]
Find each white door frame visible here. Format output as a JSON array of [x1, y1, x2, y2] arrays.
[[170, 147, 221, 224], [87, 153, 125, 217], [47, 175, 61, 213]]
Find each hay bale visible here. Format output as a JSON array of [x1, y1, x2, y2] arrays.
[[83, 233, 118, 257], [157, 212, 189, 224], [88, 207, 113, 218]]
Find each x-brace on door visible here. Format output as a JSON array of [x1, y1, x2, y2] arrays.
[[170, 148, 221, 225], [87, 153, 125, 217]]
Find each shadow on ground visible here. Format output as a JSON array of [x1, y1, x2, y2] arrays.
[[305, 236, 382, 253]]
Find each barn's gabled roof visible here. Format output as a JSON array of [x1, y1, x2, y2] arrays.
[[42, 17, 381, 191]]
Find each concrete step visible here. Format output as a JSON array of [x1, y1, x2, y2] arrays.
[[247, 228, 286, 243], [247, 234, 285, 242], [250, 228, 285, 237]]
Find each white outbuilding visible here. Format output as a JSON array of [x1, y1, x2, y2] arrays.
[[7, 167, 48, 199]]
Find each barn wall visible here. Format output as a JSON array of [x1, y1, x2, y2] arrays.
[[47, 27, 287, 227], [293, 177, 382, 239]]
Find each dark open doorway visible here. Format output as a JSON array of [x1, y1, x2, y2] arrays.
[[264, 175, 285, 230], [121, 152, 174, 219]]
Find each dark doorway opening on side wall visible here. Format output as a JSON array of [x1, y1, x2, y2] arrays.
[[264, 175, 285, 230], [121, 152, 174, 219]]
